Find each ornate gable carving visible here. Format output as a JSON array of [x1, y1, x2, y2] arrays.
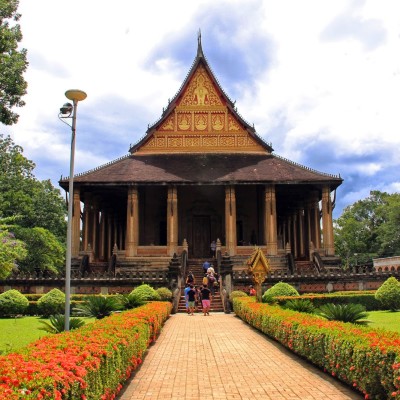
[[136, 62, 268, 155], [179, 66, 223, 107]]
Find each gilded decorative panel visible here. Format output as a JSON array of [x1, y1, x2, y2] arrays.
[[228, 115, 242, 132], [185, 136, 201, 147], [146, 137, 156, 147], [220, 135, 235, 147], [160, 116, 174, 131], [155, 136, 166, 147], [194, 113, 208, 131], [203, 136, 218, 147], [177, 113, 191, 131], [179, 66, 223, 107], [168, 136, 183, 147], [211, 113, 224, 131], [237, 135, 247, 147]]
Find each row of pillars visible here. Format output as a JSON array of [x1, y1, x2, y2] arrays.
[[70, 184, 335, 260]]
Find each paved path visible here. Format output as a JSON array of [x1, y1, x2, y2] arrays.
[[118, 313, 362, 400]]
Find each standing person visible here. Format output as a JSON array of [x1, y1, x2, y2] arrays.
[[210, 240, 216, 257], [184, 284, 191, 314], [201, 284, 211, 316], [186, 271, 195, 285], [249, 285, 256, 296], [207, 272, 216, 296], [202, 260, 210, 274], [195, 286, 202, 311], [187, 284, 196, 316]]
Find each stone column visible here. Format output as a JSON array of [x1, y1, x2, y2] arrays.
[[225, 185, 237, 256], [167, 186, 178, 256], [310, 192, 321, 249], [107, 212, 113, 260], [99, 209, 106, 261], [298, 207, 305, 258], [322, 186, 335, 256], [91, 199, 98, 258], [264, 185, 278, 255], [125, 186, 138, 257], [71, 188, 81, 257], [287, 215, 292, 252], [292, 212, 298, 258], [82, 193, 91, 251]]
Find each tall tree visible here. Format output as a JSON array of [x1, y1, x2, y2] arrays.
[[0, 0, 28, 125], [0, 134, 67, 242], [334, 191, 400, 267]]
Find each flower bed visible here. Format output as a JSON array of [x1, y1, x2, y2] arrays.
[[0, 301, 171, 399], [234, 297, 400, 399]]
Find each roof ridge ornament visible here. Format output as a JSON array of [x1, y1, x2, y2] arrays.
[[197, 29, 204, 58]]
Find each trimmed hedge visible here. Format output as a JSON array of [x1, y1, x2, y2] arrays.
[[0, 301, 172, 399], [274, 293, 383, 311], [234, 297, 400, 399]]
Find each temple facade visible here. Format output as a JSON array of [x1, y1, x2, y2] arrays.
[[59, 36, 342, 275]]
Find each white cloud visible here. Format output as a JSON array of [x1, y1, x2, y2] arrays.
[[2, 0, 399, 217]]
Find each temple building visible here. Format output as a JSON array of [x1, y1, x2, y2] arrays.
[[59, 35, 342, 275]]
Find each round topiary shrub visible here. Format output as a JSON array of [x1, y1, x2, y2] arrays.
[[131, 284, 161, 301], [0, 289, 29, 317], [37, 288, 65, 317], [262, 282, 299, 303], [156, 287, 172, 301], [229, 290, 248, 302], [375, 277, 400, 311]]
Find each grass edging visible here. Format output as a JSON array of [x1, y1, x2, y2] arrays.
[[234, 297, 400, 400], [0, 301, 172, 399]]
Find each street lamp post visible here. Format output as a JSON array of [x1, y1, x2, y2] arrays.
[[59, 89, 87, 331]]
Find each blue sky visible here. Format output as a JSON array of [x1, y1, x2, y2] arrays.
[[3, 0, 400, 219]]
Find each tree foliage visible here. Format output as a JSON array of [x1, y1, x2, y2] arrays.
[[0, 135, 67, 277], [0, 225, 26, 278], [11, 225, 64, 274], [334, 191, 400, 267], [0, 0, 28, 125], [0, 135, 67, 241]]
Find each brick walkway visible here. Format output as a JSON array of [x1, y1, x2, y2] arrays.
[[118, 313, 362, 400]]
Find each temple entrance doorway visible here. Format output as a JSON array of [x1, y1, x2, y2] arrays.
[[192, 215, 211, 258]]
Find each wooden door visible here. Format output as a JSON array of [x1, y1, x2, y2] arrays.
[[192, 216, 211, 258]]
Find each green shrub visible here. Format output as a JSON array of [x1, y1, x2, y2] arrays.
[[317, 303, 369, 324], [375, 276, 400, 311], [283, 299, 315, 313], [229, 290, 248, 302], [262, 282, 299, 303], [156, 287, 172, 301], [38, 314, 85, 333], [274, 293, 383, 311], [74, 295, 122, 319], [0, 289, 29, 316], [131, 284, 161, 301], [117, 292, 146, 310], [37, 288, 65, 317]]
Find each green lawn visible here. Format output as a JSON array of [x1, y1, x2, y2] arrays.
[[0, 316, 94, 354], [367, 310, 400, 333]]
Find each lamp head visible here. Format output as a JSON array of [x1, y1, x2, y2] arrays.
[[60, 102, 73, 116], [65, 89, 87, 102]]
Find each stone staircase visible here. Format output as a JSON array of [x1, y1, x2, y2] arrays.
[[177, 259, 224, 313], [295, 260, 317, 273]]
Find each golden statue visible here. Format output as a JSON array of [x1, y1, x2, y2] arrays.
[[193, 75, 209, 105]]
